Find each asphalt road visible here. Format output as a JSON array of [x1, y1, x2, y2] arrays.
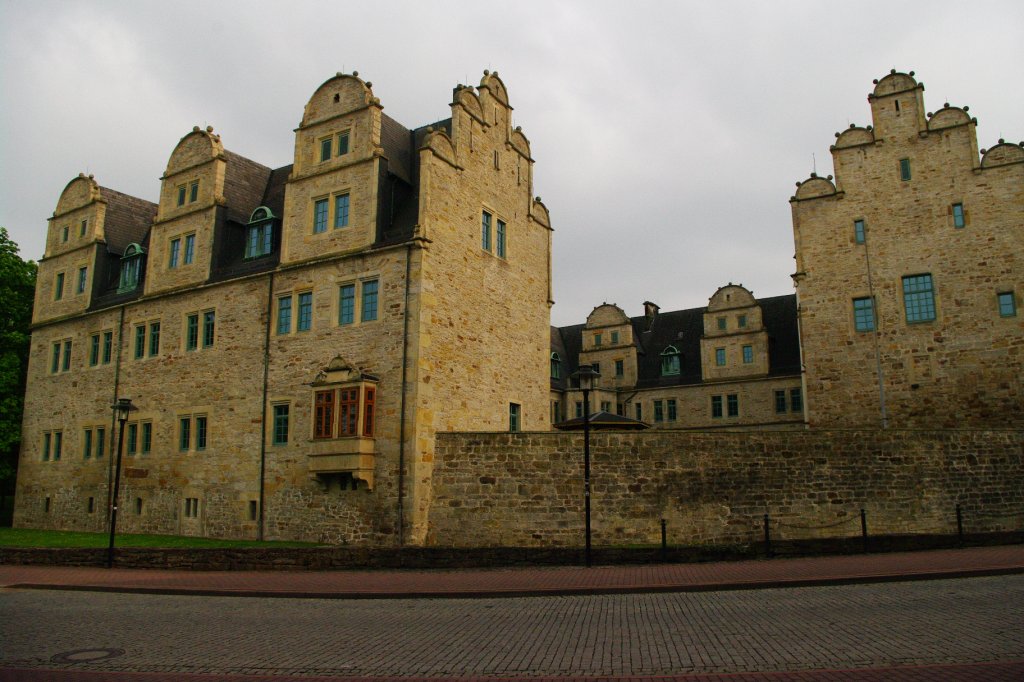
[[2, 575, 1022, 679]]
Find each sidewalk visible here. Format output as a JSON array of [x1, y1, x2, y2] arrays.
[[2, 544, 1022, 599]]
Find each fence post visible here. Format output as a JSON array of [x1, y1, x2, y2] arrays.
[[763, 513, 773, 558], [860, 508, 868, 553], [660, 518, 667, 561], [956, 504, 964, 546]]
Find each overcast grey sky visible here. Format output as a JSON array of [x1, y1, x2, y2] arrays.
[[1, 0, 1021, 326]]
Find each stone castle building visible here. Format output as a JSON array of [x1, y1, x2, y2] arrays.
[[791, 70, 1022, 428], [14, 69, 1022, 544], [16, 70, 553, 544]]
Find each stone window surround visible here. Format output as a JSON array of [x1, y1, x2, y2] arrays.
[[311, 189, 353, 235]]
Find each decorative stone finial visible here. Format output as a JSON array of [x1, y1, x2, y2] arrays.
[[352, 70, 358, 77], [963, 106, 969, 112], [944, 103, 950, 108], [206, 125, 213, 133], [78, 172, 85, 178], [999, 138, 1005, 144], [515, 126, 522, 132], [927, 112, 933, 118], [365, 82, 372, 88], [850, 123, 856, 129], [827, 175, 833, 180], [193, 126, 200, 132], [483, 69, 489, 75], [535, 196, 541, 203], [88, 174, 94, 179], [426, 126, 433, 133], [890, 68, 896, 74], [810, 172, 817, 178], [909, 71, 915, 77], [336, 71, 342, 77], [873, 79, 879, 84]]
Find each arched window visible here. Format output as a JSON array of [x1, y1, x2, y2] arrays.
[[245, 206, 275, 259], [118, 243, 145, 293], [550, 352, 561, 379], [660, 345, 681, 376]]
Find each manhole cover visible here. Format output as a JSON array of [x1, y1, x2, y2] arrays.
[[51, 648, 125, 663]]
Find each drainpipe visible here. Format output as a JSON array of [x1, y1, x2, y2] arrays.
[[106, 305, 126, 531], [862, 226, 888, 428], [397, 243, 413, 546], [257, 271, 274, 540]]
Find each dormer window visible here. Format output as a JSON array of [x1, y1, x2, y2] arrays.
[[118, 243, 145, 293], [245, 206, 275, 260], [660, 345, 681, 376], [550, 352, 561, 379]]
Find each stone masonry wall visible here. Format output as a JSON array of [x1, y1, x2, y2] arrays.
[[428, 430, 1024, 547]]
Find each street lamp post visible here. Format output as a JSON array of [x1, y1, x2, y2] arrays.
[[572, 366, 599, 567], [107, 397, 135, 569]]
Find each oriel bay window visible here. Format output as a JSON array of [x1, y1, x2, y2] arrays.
[[307, 357, 379, 489], [314, 385, 376, 439]]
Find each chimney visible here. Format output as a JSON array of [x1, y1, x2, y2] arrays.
[[643, 301, 659, 330]]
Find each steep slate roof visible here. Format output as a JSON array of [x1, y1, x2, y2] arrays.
[[99, 187, 157, 255], [554, 294, 800, 390], [222, 150, 274, 225]]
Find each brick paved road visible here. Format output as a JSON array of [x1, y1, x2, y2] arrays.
[[2, 575, 1022, 679]]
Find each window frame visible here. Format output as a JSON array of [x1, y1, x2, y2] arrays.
[[496, 219, 506, 258], [715, 347, 726, 367], [54, 272, 64, 301], [148, 321, 160, 357], [189, 181, 199, 203], [854, 219, 866, 244], [711, 395, 723, 419], [277, 295, 293, 334], [667, 399, 677, 422], [509, 403, 521, 433], [202, 310, 215, 347], [726, 394, 739, 418], [481, 210, 492, 252], [184, 233, 195, 264], [334, 193, 350, 229], [998, 291, 1017, 318], [76, 266, 88, 295], [272, 403, 290, 446], [853, 297, 876, 332], [902, 274, 937, 324], [360, 279, 378, 322], [952, 203, 965, 229], [297, 291, 313, 332], [653, 400, 664, 423], [169, 237, 181, 269], [899, 158, 911, 181], [775, 389, 787, 414], [660, 346, 681, 376], [185, 313, 199, 351], [313, 197, 329, 234], [742, 345, 753, 364]]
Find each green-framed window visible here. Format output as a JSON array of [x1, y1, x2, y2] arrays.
[[134, 325, 146, 359], [141, 422, 152, 454], [177, 185, 186, 206], [89, 334, 100, 366], [711, 396, 722, 419], [339, 284, 355, 325], [186, 314, 199, 351], [854, 219, 865, 244], [320, 137, 332, 162], [83, 429, 92, 460], [654, 400, 664, 423], [102, 331, 113, 364], [998, 291, 1017, 317], [660, 346, 680, 376], [615, 359, 624, 377], [189, 181, 199, 203], [899, 158, 911, 181], [715, 348, 726, 366], [361, 280, 378, 322], [127, 423, 138, 455], [509, 403, 521, 433], [272, 404, 289, 446], [790, 388, 803, 413], [184, 234, 195, 264], [742, 345, 753, 364], [277, 296, 292, 334], [148, 321, 160, 357], [54, 272, 64, 300], [77, 266, 88, 294], [297, 292, 313, 331], [727, 394, 739, 417], [853, 297, 875, 332], [96, 428, 105, 459], [952, 203, 965, 229], [903, 274, 936, 323], [179, 417, 191, 451], [496, 219, 506, 258], [550, 352, 561, 379], [195, 416, 207, 451], [61, 340, 71, 371], [337, 131, 350, 156], [202, 311, 215, 347], [169, 238, 181, 268], [313, 198, 329, 233], [481, 211, 492, 251], [334, 194, 349, 228]]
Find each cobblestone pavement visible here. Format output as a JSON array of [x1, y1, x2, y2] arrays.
[[2, 575, 1022, 680]]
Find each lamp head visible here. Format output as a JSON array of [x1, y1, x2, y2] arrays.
[[111, 398, 135, 422], [571, 365, 600, 392]]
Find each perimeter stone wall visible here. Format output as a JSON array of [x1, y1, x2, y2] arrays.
[[427, 430, 1024, 548]]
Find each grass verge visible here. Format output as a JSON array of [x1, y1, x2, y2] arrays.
[[0, 527, 323, 549]]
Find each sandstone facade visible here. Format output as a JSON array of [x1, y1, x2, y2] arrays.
[[16, 70, 551, 544], [791, 70, 1023, 428]]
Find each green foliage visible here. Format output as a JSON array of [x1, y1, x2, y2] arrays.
[[0, 227, 37, 493], [0, 527, 323, 548]]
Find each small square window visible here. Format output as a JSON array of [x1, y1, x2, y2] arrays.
[[998, 292, 1017, 318], [853, 297, 875, 332], [899, 158, 911, 181], [952, 203, 965, 229], [854, 219, 865, 244]]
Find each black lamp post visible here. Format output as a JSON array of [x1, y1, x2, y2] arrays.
[[572, 365, 599, 567], [107, 397, 135, 569]]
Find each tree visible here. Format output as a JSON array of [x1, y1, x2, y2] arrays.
[[0, 227, 36, 523]]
